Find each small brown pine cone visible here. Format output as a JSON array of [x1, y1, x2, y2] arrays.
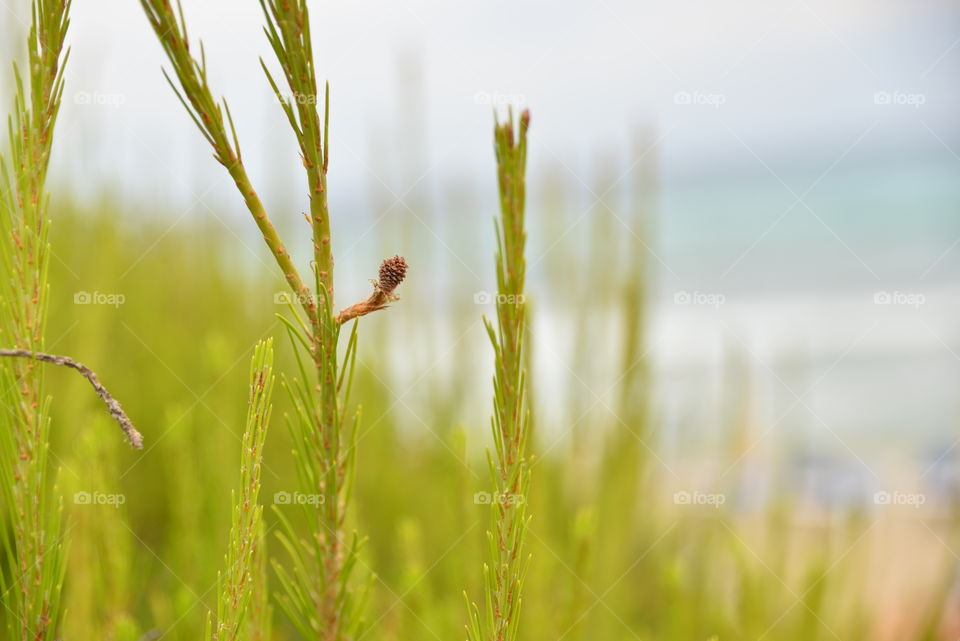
[[378, 255, 408, 294]]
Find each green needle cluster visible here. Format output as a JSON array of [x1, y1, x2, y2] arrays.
[[138, 2, 398, 637], [466, 108, 533, 641], [0, 2, 71, 638]]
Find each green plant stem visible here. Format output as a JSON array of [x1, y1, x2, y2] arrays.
[[466, 108, 532, 641], [208, 339, 275, 641], [139, 2, 391, 638], [256, 2, 347, 637], [257, 0, 332, 310], [0, 1, 71, 639], [139, 0, 319, 331], [223, 160, 319, 330]]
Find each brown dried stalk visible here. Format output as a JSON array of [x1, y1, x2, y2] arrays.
[[334, 255, 408, 324], [0, 349, 143, 449]]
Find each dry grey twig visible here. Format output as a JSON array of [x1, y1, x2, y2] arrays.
[[0, 349, 144, 449]]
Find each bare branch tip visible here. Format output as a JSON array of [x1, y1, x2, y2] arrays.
[[0, 349, 144, 449]]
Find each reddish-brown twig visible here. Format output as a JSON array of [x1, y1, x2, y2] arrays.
[[334, 255, 408, 324]]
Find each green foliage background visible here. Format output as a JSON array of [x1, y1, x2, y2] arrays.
[[0, 3, 954, 639], [8, 195, 945, 640]]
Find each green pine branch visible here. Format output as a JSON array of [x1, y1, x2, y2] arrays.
[[138, 3, 405, 638], [0, 1, 72, 639], [207, 339, 275, 641], [465, 108, 533, 641]]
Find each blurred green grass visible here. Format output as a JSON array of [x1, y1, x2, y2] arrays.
[[21, 191, 955, 641]]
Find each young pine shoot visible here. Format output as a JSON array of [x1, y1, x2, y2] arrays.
[[139, 2, 407, 638], [207, 339, 275, 641], [465, 108, 533, 641], [0, 2, 70, 638]]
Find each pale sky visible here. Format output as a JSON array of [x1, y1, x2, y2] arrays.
[[0, 0, 955, 212]]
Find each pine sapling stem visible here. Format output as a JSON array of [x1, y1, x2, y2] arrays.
[[141, 2, 409, 638], [207, 339, 274, 641], [465, 108, 533, 641], [140, 0, 320, 331], [223, 160, 320, 330], [1, 2, 73, 638]]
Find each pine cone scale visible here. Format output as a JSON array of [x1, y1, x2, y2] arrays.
[[378, 255, 408, 294]]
